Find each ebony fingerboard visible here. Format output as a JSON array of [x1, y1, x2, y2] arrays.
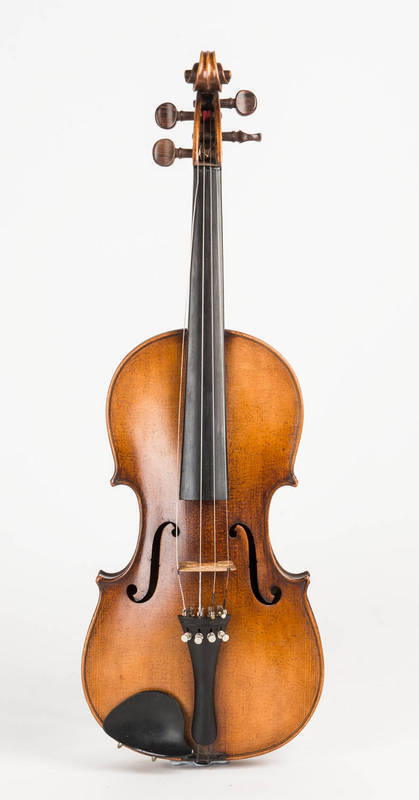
[[180, 166, 228, 501]]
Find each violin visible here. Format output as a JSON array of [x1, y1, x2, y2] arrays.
[[82, 51, 323, 765]]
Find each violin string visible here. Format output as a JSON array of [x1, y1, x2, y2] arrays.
[[175, 319, 187, 613], [210, 114, 217, 609], [174, 167, 200, 613], [198, 140, 206, 615], [218, 169, 230, 610]]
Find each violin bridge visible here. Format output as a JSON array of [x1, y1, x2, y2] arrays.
[[178, 560, 236, 573]]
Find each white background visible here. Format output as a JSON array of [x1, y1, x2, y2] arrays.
[[1, 1, 418, 798]]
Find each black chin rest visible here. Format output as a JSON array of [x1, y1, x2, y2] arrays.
[[103, 690, 193, 758]]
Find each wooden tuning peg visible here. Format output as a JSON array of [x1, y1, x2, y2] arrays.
[[222, 131, 262, 143], [155, 103, 194, 129], [152, 139, 192, 166], [220, 90, 257, 116]]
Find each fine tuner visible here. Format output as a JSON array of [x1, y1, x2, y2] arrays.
[[153, 61, 261, 166], [180, 630, 229, 645]]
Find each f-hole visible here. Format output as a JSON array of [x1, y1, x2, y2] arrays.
[[127, 521, 179, 604], [230, 523, 281, 605]]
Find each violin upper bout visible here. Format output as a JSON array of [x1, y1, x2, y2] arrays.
[[225, 331, 303, 497], [105, 330, 183, 497]]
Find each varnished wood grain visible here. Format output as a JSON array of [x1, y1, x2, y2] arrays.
[[82, 329, 323, 760]]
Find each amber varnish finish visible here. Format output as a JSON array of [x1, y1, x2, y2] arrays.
[[82, 330, 323, 760]]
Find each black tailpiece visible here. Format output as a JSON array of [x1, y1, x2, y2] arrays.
[[178, 613, 230, 746]]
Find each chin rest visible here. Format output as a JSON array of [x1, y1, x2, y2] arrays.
[[103, 690, 193, 758]]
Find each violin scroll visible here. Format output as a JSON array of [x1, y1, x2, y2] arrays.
[[184, 51, 231, 90], [152, 51, 261, 167]]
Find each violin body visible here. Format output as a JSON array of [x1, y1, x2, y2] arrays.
[[82, 330, 323, 759], [82, 52, 323, 764]]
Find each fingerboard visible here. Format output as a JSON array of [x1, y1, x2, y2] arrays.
[[180, 166, 228, 501]]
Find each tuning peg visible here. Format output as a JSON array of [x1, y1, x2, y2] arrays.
[[155, 102, 194, 129], [152, 139, 192, 167], [222, 131, 262, 143], [220, 90, 257, 116]]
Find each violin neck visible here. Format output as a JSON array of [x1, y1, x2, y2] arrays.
[[180, 165, 228, 501]]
